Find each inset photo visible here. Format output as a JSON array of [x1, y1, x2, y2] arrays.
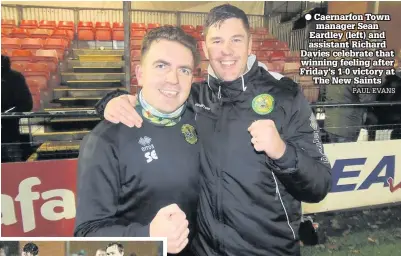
[[0, 238, 165, 256]]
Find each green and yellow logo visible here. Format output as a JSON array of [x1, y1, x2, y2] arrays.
[[252, 94, 275, 115], [181, 124, 198, 144]]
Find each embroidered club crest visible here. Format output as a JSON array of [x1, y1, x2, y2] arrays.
[[252, 94, 275, 115], [181, 124, 198, 144]]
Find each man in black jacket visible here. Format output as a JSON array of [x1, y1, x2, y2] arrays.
[[94, 5, 332, 256], [74, 27, 200, 255], [1, 55, 33, 162]]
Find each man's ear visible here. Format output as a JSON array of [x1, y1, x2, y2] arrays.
[[202, 41, 209, 60], [135, 64, 143, 86]]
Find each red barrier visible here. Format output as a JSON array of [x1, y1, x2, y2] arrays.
[[1, 159, 78, 236]]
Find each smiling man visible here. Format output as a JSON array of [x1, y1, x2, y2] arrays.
[[95, 4, 332, 256], [105, 243, 124, 256], [74, 26, 201, 255]]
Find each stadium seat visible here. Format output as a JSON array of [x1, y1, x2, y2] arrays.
[[58, 21, 74, 30], [20, 20, 38, 26], [1, 37, 21, 51], [25, 62, 50, 74], [269, 51, 286, 72], [256, 50, 272, 61], [1, 19, 16, 28], [1, 28, 13, 36], [270, 50, 286, 60], [78, 21, 94, 28], [286, 51, 300, 62], [131, 30, 146, 39], [39, 20, 57, 29], [260, 40, 279, 50], [20, 20, 38, 33], [50, 30, 72, 48], [35, 49, 59, 73], [24, 63, 50, 90], [181, 25, 195, 33], [112, 22, 124, 41], [132, 23, 146, 31], [9, 28, 30, 38], [51, 29, 71, 42], [190, 32, 202, 41], [11, 62, 26, 73], [21, 38, 44, 54], [30, 29, 53, 39], [44, 38, 67, 60], [255, 27, 269, 35], [147, 23, 160, 31], [11, 49, 32, 57], [95, 22, 112, 41], [277, 41, 289, 50], [131, 50, 141, 61], [252, 43, 261, 52], [10, 49, 33, 66], [1, 48, 11, 56], [58, 21, 75, 40], [78, 21, 94, 41], [130, 39, 142, 50], [252, 34, 264, 41]]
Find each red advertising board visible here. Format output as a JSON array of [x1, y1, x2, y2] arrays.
[[1, 159, 78, 236]]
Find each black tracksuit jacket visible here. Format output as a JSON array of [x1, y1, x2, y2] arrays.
[[74, 107, 200, 255], [95, 57, 332, 256]]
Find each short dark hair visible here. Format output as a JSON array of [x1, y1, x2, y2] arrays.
[[204, 4, 250, 35], [106, 242, 124, 253], [140, 26, 200, 68], [23, 243, 39, 256]]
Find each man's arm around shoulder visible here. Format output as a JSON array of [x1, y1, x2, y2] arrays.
[[95, 89, 130, 119]]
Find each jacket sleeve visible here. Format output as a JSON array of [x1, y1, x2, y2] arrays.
[[74, 131, 150, 237], [265, 87, 332, 203], [94, 89, 130, 119]]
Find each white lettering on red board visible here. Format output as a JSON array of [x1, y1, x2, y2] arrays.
[[1, 177, 76, 233]]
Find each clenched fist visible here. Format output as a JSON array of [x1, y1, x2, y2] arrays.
[[149, 204, 189, 254], [248, 120, 286, 160]]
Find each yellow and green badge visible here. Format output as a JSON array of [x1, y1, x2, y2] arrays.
[[252, 94, 275, 115], [181, 124, 198, 144]]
